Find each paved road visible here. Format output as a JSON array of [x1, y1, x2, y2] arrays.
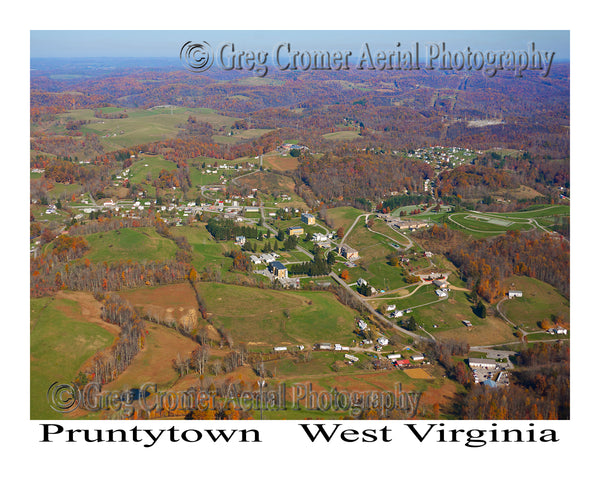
[[329, 271, 433, 341]]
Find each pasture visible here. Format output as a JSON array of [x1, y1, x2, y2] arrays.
[[83, 227, 179, 263], [58, 107, 240, 149], [30, 295, 115, 419], [500, 275, 570, 332], [322, 130, 361, 141]]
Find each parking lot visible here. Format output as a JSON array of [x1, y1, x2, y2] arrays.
[[472, 365, 510, 386]]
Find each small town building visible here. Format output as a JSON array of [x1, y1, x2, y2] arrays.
[[339, 244, 359, 260], [269, 261, 288, 279], [301, 213, 316, 225], [287, 226, 304, 236], [468, 358, 497, 369], [508, 290, 523, 299]]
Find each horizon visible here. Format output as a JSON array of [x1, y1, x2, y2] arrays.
[[30, 30, 570, 61]]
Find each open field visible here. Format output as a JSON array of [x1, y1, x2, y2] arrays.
[[202, 283, 358, 346], [500, 275, 570, 332], [484, 204, 570, 219], [261, 151, 300, 171], [367, 218, 412, 248], [120, 282, 358, 346], [57, 107, 239, 150], [322, 130, 361, 141], [237, 171, 299, 200], [390, 205, 427, 217], [446, 212, 534, 238], [324, 206, 365, 233], [404, 368, 434, 379], [212, 128, 273, 145], [83, 227, 179, 263], [173, 224, 234, 272], [30, 295, 116, 419], [128, 155, 177, 184]]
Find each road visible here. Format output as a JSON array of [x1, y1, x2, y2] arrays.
[[329, 271, 434, 341]]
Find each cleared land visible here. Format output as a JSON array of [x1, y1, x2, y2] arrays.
[[83, 227, 179, 263], [500, 275, 570, 332], [58, 107, 239, 150], [30, 294, 115, 419], [322, 130, 361, 141], [120, 282, 358, 347]]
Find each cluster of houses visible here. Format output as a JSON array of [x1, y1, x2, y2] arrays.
[[45, 204, 58, 215], [250, 252, 282, 266], [273, 345, 304, 352], [547, 326, 568, 335], [277, 143, 309, 154], [386, 304, 407, 319], [357, 278, 378, 295], [405, 146, 476, 171], [313, 343, 351, 351]]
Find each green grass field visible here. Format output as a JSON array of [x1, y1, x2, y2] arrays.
[[212, 128, 273, 145], [322, 130, 361, 141], [30, 296, 115, 419], [128, 155, 177, 184], [83, 227, 179, 263], [58, 107, 240, 150], [325, 206, 366, 232], [446, 213, 534, 238], [367, 218, 411, 248], [173, 224, 234, 272], [198, 283, 358, 345], [500, 276, 570, 332]]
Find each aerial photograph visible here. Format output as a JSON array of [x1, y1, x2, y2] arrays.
[[29, 30, 570, 422]]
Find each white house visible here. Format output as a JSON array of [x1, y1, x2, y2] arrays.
[[389, 310, 403, 318], [377, 337, 389, 346], [508, 290, 523, 299], [386, 304, 396, 311], [435, 289, 448, 297], [273, 346, 288, 352], [411, 354, 425, 362], [357, 278, 368, 287]]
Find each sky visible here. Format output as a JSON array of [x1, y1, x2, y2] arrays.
[[30, 30, 570, 60]]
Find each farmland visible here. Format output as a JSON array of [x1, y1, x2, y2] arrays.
[[83, 227, 179, 263], [30, 294, 116, 419], [56, 106, 240, 149]]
